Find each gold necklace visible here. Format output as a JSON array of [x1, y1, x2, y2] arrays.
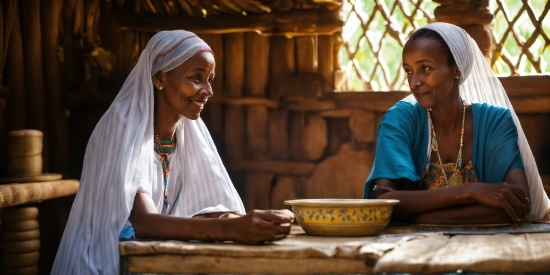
[[427, 102, 466, 187]]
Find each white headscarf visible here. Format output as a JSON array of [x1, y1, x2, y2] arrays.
[[414, 22, 550, 221], [53, 30, 245, 275]]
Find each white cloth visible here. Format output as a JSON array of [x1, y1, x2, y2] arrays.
[[52, 30, 245, 275], [407, 22, 550, 221]]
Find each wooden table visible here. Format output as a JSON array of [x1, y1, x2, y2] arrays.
[[119, 224, 550, 274]]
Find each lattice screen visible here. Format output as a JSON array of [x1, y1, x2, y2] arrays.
[[339, 0, 550, 91], [491, 0, 550, 76]]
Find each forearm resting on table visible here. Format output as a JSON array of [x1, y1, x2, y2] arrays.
[[129, 193, 238, 241], [376, 183, 472, 217], [407, 203, 515, 224], [376, 174, 529, 223], [131, 212, 238, 240]]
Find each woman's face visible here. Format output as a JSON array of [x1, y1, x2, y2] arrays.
[[402, 37, 459, 109], [153, 52, 215, 120]]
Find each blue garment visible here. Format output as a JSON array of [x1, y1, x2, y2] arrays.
[[364, 101, 524, 199]]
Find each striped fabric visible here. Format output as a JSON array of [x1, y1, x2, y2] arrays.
[[51, 30, 245, 275]]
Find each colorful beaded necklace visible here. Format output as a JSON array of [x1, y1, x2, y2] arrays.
[[154, 134, 176, 210], [427, 100, 466, 187]]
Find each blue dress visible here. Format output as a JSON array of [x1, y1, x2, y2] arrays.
[[364, 101, 523, 199]]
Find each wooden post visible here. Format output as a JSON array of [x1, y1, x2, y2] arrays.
[[289, 111, 305, 160], [268, 109, 289, 160], [224, 33, 244, 98], [246, 105, 268, 160], [302, 113, 327, 161], [0, 0, 17, 85], [295, 35, 318, 74], [22, 0, 48, 170], [5, 2, 25, 131], [201, 102, 225, 156], [41, 0, 68, 175], [225, 105, 245, 161], [269, 35, 295, 99], [271, 176, 300, 210], [244, 32, 269, 97], [244, 172, 273, 211], [318, 34, 334, 92]]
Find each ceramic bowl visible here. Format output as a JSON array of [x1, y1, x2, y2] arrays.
[[284, 199, 400, 237]]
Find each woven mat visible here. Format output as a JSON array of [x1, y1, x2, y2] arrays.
[[382, 221, 550, 235], [415, 222, 550, 234]]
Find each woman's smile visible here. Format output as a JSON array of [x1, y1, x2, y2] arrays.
[[413, 90, 430, 99], [189, 98, 207, 110]]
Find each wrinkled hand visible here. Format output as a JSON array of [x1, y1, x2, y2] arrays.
[[470, 182, 530, 222], [228, 209, 295, 245]]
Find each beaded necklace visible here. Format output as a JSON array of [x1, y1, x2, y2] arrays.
[[154, 134, 176, 210], [427, 101, 466, 187]]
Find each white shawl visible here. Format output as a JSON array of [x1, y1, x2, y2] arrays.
[[52, 30, 245, 275]]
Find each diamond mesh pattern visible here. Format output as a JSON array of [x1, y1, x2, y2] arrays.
[[339, 0, 437, 91], [339, 0, 550, 91], [491, 0, 550, 75]]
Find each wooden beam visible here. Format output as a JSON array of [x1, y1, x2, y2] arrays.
[[323, 91, 410, 112], [110, 9, 343, 36], [509, 96, 550, 114], [499, 75, 550, 97]]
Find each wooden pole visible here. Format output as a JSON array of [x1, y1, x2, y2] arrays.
[[224, 33, 244, 98], [244, 32, 269, 97], [225, 105, 244, 161], [41, 0, 68, 175], [295, 35, 318, 74], [318, 34, 334, 92], [5, 2, 25, 131], [0, 0, 16, 85], [62, 0, 81, 97], [268, 109, 289, 160], [22, 0, 48, 171], [268, 36, 295, 99], [246, 105, 268, 160]]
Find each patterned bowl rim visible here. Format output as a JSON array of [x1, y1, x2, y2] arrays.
[[283, 199, 400, 206]]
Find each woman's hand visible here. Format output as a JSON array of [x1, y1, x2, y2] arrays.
[[227, 209, 295, 245], [469, 181, 530, 222]]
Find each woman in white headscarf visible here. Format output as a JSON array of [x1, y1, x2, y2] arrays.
[[52, 30, 294, 275], [364, 22, 550, 224]]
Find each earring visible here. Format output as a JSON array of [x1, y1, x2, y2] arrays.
[[455, 76, 460, 79], [158, 85, 164, 90]]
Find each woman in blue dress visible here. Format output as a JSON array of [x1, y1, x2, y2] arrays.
[[364, 22, 550, 224]]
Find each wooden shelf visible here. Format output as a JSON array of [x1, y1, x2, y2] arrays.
[[0, 179, 79, 208]]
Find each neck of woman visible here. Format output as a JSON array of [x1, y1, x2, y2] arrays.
[[430, 100, 464, 134], [154, 113, 179, 141]]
